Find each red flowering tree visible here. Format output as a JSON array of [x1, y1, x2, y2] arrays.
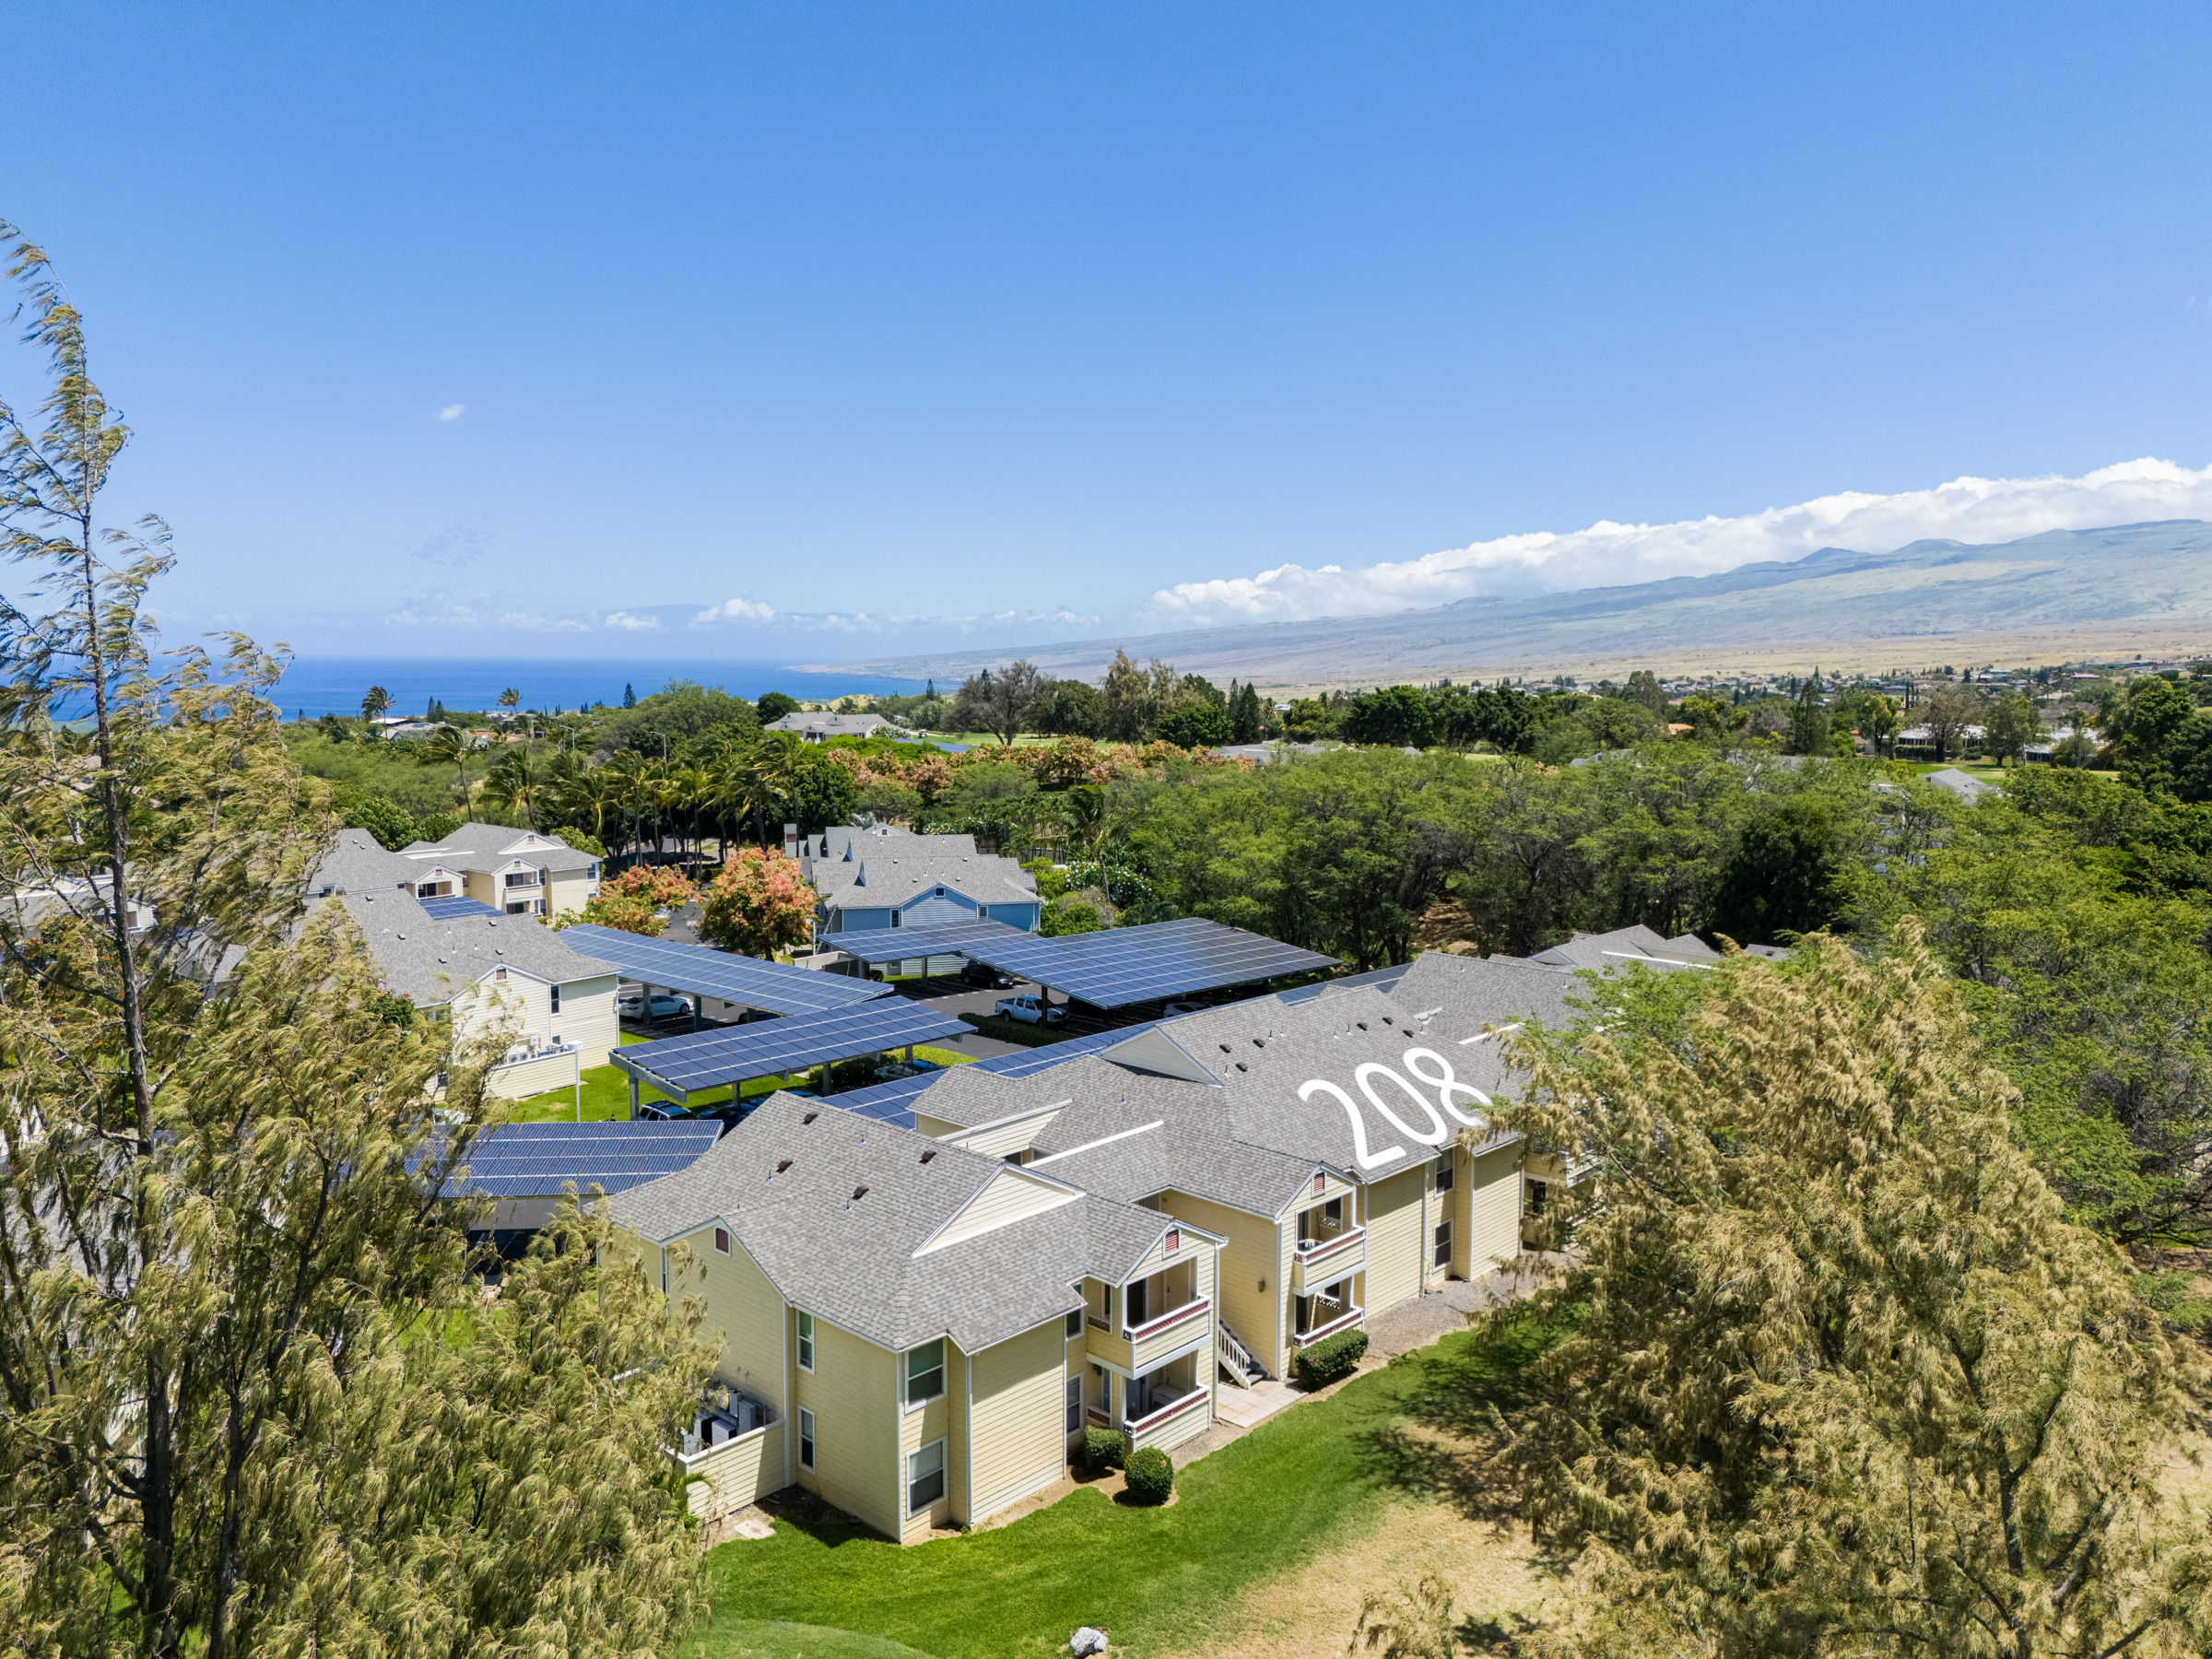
[[697, 847, 818, 959], [557, 864, 699, 936]]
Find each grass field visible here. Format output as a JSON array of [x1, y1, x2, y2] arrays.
[[686, 1322, 1551, 1659], [504, 1038, 977, 1124]]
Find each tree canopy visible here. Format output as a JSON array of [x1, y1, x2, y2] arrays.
[[1488, 926, 2212, 1658]]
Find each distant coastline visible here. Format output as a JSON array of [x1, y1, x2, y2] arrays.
[[268, 655, 924, 718]]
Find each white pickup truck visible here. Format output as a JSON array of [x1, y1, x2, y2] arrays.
[[994, 994, 1066, 1028]]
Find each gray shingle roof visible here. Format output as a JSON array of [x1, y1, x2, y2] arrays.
[[311, 828, 426, 896], [400, 823, 599, 875], [606, 1092, 1181, 1351], [911, 981, 1548, 1200], [1527, 924, 1715, 972], [816, 852, 1039, 911], [331, 889, 616, 1006], [1387, 952, 1581, 1032]]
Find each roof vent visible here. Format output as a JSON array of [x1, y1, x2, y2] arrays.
[[802, 1112, 818, 1125], [1253, 1038, 1265, 1048], [1235, 1062, 1248, 1072], [1356, 1021, 1369, 1030], [1218, 1043, 1230, 1053], [920, 1149, 936, 1163], [776, 1159, 793, 1173], [852, 1184, 869, 1201]]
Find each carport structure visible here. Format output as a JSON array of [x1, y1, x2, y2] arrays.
[[560, 923, 892, 1030], [611, 997, 972, 1114], [816, 915, 1338, 1012]]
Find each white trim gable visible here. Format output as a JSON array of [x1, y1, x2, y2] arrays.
[[912, 1165, 1085, 1257]]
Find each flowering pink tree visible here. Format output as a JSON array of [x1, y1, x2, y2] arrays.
[[697, 847, 818, 959], [556, 864, 699, 936]]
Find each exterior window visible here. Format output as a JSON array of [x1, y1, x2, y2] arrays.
[[906, 1339, 945, 1404], [1434, 1154, 1453, 1193], [908, 1439, 947, 1513], [587, 862, 600, 881], [935, 886, 945, 897], [797, 1312, 815, 1371], [712, 1228, 729, 1254], [891, 911, 901, 928], [1065, 1374, 1082, 1434], [1433, 1221, 1453, 1269], [1324, 1196, 1343, 1227], [798, 1407, 816, 1470], [1528, 1181, 1548, 1216], [1065, 1309, 1082, 1339], [978, 905, 987, 919], [550, 984, 562, 1016]]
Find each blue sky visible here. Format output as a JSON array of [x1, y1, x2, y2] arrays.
[[6, 1, 2211, 661]]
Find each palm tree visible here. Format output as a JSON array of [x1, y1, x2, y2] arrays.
[[416, 724, 475, 820], [670, 764, 714, 862], [481, 747, 552, 830], [713, 757, 773, 863], [360, 684, 390, 722], [559, 763, 627, 853]]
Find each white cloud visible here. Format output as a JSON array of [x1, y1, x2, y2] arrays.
[[692, 596, 778, 624], [602, 610, 661, 631], [436, 404, 465, 421], [1138, 456, 2212, 626], [501, 611, 590, 632]]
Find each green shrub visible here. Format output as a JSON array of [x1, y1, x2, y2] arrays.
[[1291, 1327, 1369, 1390], [1083, 1427, 1125, 1471], [1123, 1445, 1173, 1505]]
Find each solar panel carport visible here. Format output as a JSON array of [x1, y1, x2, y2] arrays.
[[612, 998, 971, 1111], [818, 915, 1338, 1010], [824, 1023, 1153, 1127], [560, 923, 893, 1019], [441, 1119, 724, 1233]]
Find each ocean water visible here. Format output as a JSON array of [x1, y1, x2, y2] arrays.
[[268, 656, 926, 719]]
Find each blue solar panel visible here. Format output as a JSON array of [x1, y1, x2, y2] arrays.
[[819, 916, 1337, 1009], [818, 920, 1030, 963], [419, 895, 502, 921], [616, 999, 972, 1100], [824, 1024, 1157, 1127], [441, 1120, 724, 1197], [560, 924, 891, 1016]]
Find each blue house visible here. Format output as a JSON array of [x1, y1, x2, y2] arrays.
[[815, 852, 1042, 935]]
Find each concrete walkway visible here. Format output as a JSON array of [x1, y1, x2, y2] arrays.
[[1361, 1253, 1572, 1360], [1170, 1255, 1571, 1472]]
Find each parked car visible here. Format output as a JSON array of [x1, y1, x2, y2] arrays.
[[994, 994, 1065, 1027], [959, 960, 1014, 989], [618, 989, 693, 1020]]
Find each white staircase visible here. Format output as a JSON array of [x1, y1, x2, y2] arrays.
[[1216, 1318, 1267, 1389]]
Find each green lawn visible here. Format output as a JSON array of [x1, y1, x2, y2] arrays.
[[685, 1621, 935, 1659], [504, 1039, 976, 1124], [955, 1012, 1068, 1049], [686, 1323, 1547, 1659]]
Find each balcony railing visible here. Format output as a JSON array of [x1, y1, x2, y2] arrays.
[[1124, 1296, 1208, 1344], [1294, 1226, 1365, 1267], [1294, 1304, 1365, 1348], [1124, 1384, 1208, 1437], [503, 870, 542, 888]]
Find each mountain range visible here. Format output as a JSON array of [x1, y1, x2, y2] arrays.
[[795, 520, 2212, 687]]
